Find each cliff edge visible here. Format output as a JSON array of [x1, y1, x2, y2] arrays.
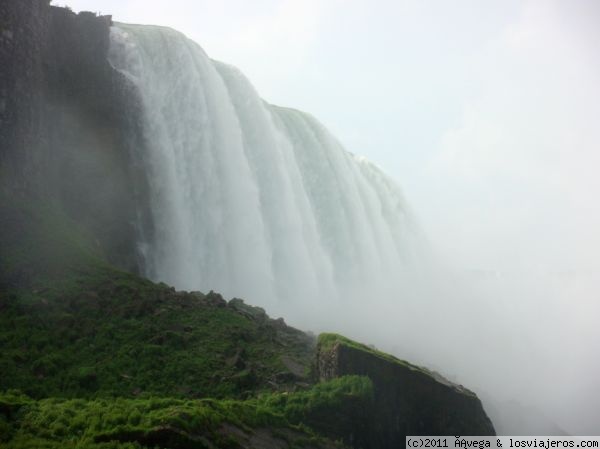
[[314, 333, 496, 447]]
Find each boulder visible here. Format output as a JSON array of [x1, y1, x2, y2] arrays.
[[314, 333, 495, 448]]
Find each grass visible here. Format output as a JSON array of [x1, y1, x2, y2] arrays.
[[317, 333, 417, 369], [0, 190, 368, 447], [0, 376, 372, 448], [0, 271, 315, 399], [0, 188, 491, 445], [0, 191, 315, 400]]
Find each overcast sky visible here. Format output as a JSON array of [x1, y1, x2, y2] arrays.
[[53, 0, 600, 433]]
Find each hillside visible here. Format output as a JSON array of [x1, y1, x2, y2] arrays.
[[0, 191, 494, 447], [0, 192, 315, 400]]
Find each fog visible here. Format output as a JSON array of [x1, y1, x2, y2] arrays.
[[417, 0, 600, 434], [57, 0, 600, 435]]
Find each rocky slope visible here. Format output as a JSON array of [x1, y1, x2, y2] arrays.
[[0, 193, 315, 400]]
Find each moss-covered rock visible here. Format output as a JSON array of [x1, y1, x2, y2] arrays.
[[315, 334, 496, 447], [0, 381, 370, 449]]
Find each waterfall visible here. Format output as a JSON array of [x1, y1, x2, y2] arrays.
[[108, 23, 419, 319]]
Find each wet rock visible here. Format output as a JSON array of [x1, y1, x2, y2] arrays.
[[280, 355, 307, 379], [228, 297, 267, 321], [314, 334, 496, 447], [226, 347, 246, 369], [205, 290, 226, 307]]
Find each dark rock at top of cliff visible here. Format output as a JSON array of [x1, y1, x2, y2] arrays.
[[0, 1, 152, 273], [0, 0, 50, 180], [314, 333, 495, 448], [45, 7, 113, 105]]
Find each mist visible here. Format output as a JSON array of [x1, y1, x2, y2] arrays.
[[56, 0, 600, 436], [415, 0, 600, 435]]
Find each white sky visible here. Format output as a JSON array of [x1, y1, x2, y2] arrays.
[[54, 0, 600, 433]]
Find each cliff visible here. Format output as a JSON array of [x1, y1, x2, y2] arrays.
[[0, 0, 149, 273], [314, 334, 496, 447], [0, 0, 49, 182]]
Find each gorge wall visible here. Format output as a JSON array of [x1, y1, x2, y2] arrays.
[[0, 0, 49, 184], [0, 0, 146, 273]]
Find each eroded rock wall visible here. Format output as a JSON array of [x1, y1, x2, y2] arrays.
[[0, 1, 150, 272], [0, 0, 50, 186], [315, 335, 496, 448]]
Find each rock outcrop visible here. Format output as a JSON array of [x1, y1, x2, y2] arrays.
[[0, 0, 50, 183], [314, 334, 495, 448], [0, 0, 150, 273]]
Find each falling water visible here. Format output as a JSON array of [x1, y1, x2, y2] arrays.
[[108, 23, 419, 319]]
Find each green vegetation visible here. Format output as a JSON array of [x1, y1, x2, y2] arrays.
[[258, 375, 373, 423], [0, 191, 363, 447], [0, 376, 372, 448], [0, 191, 106, 291], [317, 333, 416, 369], [0, 274, 314, 398], [0, 191, 374, 447], [317, 333, 452, 388], [0, 192, 314, 400], [0, 190, 492, 446]]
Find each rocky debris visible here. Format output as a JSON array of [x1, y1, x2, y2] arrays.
[[227, 347, 247, 369], [273, 317, 287, 328], [205, 290, 227, 307], [229, 297, 268, 321], [280, 355, 308, 379]]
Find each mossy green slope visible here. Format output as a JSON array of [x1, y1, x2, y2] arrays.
[[317, 333, 472, 394], [0, 192, 315, 400], [0, 191, 495, 447], [317, 333, 420, 371], [1, 377, 373, 448], [0, 191, 378, 447]]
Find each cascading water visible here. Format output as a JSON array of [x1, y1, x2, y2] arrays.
[[108, 23, 420, 322]]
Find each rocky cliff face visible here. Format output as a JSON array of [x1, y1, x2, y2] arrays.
[[0, 0, 49, 184], [0, 1, 149, 272], [314, 334, 496, 447]]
